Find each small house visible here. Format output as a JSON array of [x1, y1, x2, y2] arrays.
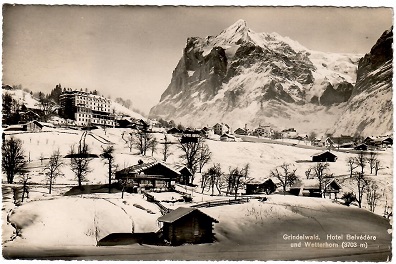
[[234, 128, 248, 136], [254, 125, 272, 137], [381, 137, 393, 146], [354, 144, 368, 151], [173, 164, 193, 185], [115, 162, 181, 192], [245, 179, 276, 195], [116, 119, 133, 128], [364, 137, 375, 146], [167, 127, 182, 134], [220, 133, 236, 142], [312, 151, 337, 162], [158, 207, 218, 245], [317, 137, 334, 148], [289, 178, 341, 199], [213, 123, 229, 135], [26, 121, 55, 132]]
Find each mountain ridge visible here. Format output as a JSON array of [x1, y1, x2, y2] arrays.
[[150, 20, 391, 136]]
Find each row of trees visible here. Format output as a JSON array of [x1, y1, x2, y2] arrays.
[[1, 135, 117, 195], [347, 151, 381, 177], [200, 163, 250, 199], [344, 152, 383, 211]]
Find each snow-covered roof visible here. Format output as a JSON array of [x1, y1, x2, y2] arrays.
[[291, 178, 340, 190], [118, 161, 181, 176], [158, 207, 218, 223], [311, 151, 337, 157]]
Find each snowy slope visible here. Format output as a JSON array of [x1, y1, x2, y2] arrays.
[[2, 89, 41, 109], [110, 101, 144, 120]]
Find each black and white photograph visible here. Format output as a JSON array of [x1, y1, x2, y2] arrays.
[[1, 3, 393, 261]]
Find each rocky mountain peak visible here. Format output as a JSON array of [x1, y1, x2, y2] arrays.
[[215, 19, 252, 45], [149, 20, 385, 135]]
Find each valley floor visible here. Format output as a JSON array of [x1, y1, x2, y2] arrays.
[[1, 127, 393, 261]]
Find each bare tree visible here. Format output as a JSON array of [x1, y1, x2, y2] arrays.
[[39, 153, 45, 165], [312, 162, 329, 197], [367, 151, 378, 174], [228, 164, 250, 199], [305, 167, 312, 179], [197, 143, 212, 173], [126, 133, 134, 152], [308, 131, 317, 145], [69, 142, 92, 190], [201, 163, 223, 195], [161, 134, 172, 162], [37, 95, 57, 122], [44, 149, 64, 194], [179, 136, 205, 181], [355, 151, 366, 175], [134, 130, 154, 156], [148, 137, 158, 156], [2, 137, 27, 184], [20, 173, 31, 203], [366, 181, 381, 212], [346, 157, 358, 178], [374, 159, 382, 176], [353, 172, 369, 208], [270, 163, 297, 195], [100, 146, 117, 193]]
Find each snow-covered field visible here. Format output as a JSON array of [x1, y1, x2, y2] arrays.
[[1, 127, 393, 257]]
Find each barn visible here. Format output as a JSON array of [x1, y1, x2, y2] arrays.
[[312, 151, 337, 162], [354, 144, 368, 151], [158, 207, 218, 245], [245, 179, 276, 195]]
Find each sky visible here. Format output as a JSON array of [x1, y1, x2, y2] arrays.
[[2, 5, 393, 114]]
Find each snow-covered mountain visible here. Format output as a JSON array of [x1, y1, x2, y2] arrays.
[[150, 20, 386, 135], [329, 27, 393, 137]]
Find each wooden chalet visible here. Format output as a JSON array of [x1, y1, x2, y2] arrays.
[[158, 207, 218, 245], [354, 143, 368, 151], [289, 178, 341, 199], [167, 127, 182, 134], [245, 179, 276, 195], [312, 151, 337, 162], [26, 121, 55, 132], [116, 119, 133, 128], [181, 130, 201, 143], [19, 110, 41, 123], [115, 162, 181, 192], [364, 137, 375, 145], [173, 164, 193, 185], [234, 128, 248, 136], [220, 133, 236, 142]]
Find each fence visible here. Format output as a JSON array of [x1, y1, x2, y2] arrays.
[[191, 197, 250, 208], [142, 191, 172, 215]]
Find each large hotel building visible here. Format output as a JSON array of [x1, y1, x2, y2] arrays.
[[59, 90, 115, 127]]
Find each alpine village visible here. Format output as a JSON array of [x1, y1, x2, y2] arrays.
[[1, 11, 393, 261]]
